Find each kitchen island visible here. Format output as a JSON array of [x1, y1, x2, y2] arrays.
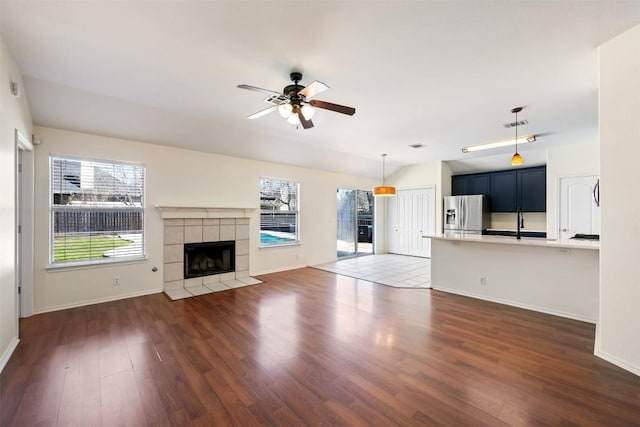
[[426, 233, 599, 322]]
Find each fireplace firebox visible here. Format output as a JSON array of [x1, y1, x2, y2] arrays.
[[184, 240, 235, 279]]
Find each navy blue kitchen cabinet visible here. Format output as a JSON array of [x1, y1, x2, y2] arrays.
[[470, 173, 491, 196], [518, 166, 546, 212], [452, 166, 546, 212], [490, 170, 517, 212], [452, 173, 491, 196], [451, 175, 470, 195]]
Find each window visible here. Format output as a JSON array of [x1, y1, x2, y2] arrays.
[[50, 156, 145, 265], [260, 178, 299, 247]]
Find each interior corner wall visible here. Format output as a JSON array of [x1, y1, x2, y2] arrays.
[[597, 23, 640, 376], [388, 160, 447, 232], [0, 35, 33, 371], [32, 126, 377, 313], [545, 142, 600, 239]]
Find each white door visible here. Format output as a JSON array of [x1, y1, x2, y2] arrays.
[[559, 175, 600, 240], [388, 187, 435, 257]]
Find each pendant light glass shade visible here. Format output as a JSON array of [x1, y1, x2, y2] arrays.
[[511, 152, 523, 165], [373, 154, 396, 197], [373, 185, 396, 196]]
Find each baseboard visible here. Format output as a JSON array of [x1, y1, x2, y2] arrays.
[[433, 286, 596, 324], [594, 348, 640, 378], [33, 288, 163, 314], [0, 337, 20, 373]]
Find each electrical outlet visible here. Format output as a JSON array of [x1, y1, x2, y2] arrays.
[[480, 276, 487, 286], [113, 276, 120, 286]]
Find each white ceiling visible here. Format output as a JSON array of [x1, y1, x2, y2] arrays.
[[2, 1, 640, 177]]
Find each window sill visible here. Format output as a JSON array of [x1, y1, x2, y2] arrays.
[[259, 242, 301, 249], [46, 256, 148, 272]]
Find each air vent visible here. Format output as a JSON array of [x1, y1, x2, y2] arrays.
[[503, 119, 528, 128], [409, 143, 425, 149]]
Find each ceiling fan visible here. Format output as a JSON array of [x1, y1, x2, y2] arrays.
[[238, 72, 356, 129]]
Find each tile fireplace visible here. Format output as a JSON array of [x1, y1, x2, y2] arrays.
[[157, 206, 261, 300]]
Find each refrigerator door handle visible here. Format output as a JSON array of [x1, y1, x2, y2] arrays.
[[462, 197, 467, 229], [464, 197, 468, 229], [593, 179, 600, 207]]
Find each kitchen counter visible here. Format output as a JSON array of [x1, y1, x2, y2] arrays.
[[427, 233, 599, 322], [425, 233, 599, 251]]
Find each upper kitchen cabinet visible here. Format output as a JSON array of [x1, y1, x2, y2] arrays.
[[452, 166, 546, 212], [518, 166, 546, 212], [491, 170, 517, 212], [452, 173, 491, 196], [470, 173, 491, 196], [451, 175, 470, 195]]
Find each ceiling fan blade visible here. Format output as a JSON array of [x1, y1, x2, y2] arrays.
[[309, 99, 356, 116], [298, 80, 329, 99], [248, 105, 278, 119], [298, 110, 314, 129], [238, 84, 282, 97]]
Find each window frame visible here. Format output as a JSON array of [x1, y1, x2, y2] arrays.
[[259, 177, 300, 248], [49, 154, 146, 268]]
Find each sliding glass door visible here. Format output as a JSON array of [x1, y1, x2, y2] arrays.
[[337, 189, 374, 258]]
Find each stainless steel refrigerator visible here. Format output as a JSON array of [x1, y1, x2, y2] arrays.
[[443, 195, 490, 234]]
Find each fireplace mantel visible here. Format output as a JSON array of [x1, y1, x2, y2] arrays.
[[155, 206, 256, 219]]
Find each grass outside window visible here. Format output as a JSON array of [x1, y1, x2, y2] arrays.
[[53, 234, 134, 262]]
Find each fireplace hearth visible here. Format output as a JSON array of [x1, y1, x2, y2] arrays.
[[184, 240, 235, 279]]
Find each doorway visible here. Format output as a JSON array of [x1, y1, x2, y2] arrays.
[[337, 189, 374, 258], [559, 175, 600, 240], [15, 129, 34, 318]]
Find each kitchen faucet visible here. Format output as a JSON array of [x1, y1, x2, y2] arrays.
[[516, 208, 524, 240]]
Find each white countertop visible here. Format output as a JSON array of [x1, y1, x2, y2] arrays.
[[424, 233, 600, 250]]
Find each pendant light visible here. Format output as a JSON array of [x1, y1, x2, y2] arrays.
[[373, 154, 396, 197], [511, 107, 523, 166]]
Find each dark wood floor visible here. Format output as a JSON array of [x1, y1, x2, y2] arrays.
[[2, 267, 640, 426]]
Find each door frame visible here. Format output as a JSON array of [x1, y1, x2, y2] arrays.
[[15, 129, 34, 318]]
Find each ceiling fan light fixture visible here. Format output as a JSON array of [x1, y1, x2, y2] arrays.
[[301, 104, 315, 120], [278, 103, 293, 118], [238, 71, 355, 130], [373, 154, 396, 197], [287, 109, 300, 125]]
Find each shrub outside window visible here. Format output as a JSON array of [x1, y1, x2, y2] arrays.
[[260, 178, 299, 247], [50, 156, 145, 265]]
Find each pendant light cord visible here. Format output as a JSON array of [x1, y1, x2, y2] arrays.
[[382, 154, 387, 185], [515, 110, 518, 154]]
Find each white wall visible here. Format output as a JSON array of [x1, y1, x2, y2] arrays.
[[546, 142, 600, 239], [597, 24, 640, 376], [387, 160, 449, 234], [32, 126, 377, 313], [0, 36, 33, 371]]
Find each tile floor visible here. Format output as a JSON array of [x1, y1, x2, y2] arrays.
[[164, 276, 263, 300], [314, 254, 431, 288]]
